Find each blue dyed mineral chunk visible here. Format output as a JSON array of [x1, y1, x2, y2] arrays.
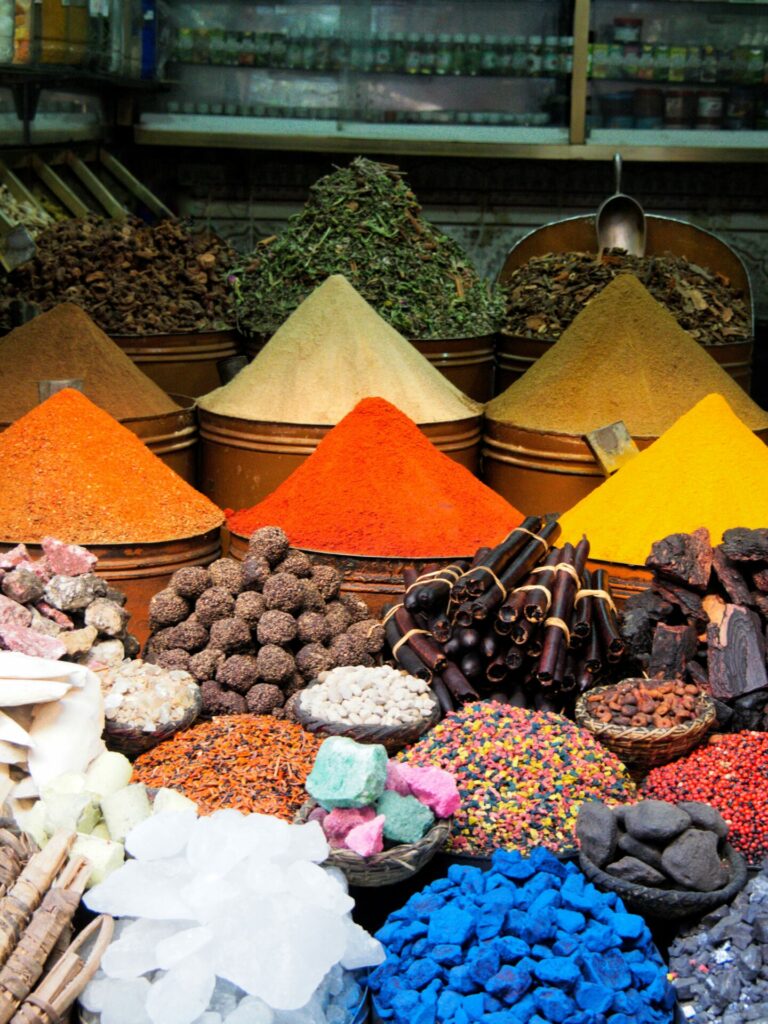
[[428, 906, 474, 947]]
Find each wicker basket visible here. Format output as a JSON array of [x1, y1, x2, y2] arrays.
[[575, 681, 716, 772], [579, 842, 747, 919], [296, 799, 451, 887], [294, 680, 441, 754], [104, 688, 202, 758]]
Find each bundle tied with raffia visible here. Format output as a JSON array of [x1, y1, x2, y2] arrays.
[[381, 518, 626, 715]]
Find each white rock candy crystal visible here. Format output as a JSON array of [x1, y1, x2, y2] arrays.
[[83, 809, 384, 1024]]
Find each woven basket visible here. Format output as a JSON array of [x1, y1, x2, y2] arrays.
[[579, 842, 747, 919], [294, 680, 440, 755], [296, 799, 451, 887], [575, 681, 716, 772], [104, 688, 202, 758]]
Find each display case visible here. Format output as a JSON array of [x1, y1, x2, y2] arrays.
[[139, 0, 576, 150], [136, 0, 768, 161]]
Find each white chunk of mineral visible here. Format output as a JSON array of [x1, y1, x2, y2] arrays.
[[299, 665, 433, 726]]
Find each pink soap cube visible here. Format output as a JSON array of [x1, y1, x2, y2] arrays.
[[345, 814, 385, 857], [385, 760, 411, 796], [398, 765, 460, 818]]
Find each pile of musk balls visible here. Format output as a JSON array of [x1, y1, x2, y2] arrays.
[[143, 526, 385, 719]]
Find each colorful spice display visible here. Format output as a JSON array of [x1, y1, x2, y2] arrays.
[[145, 526, 384, 717], [623, 526, 768, 731], [643, 733, 768, 864], [386, 522, 623, 713], [488, 274, 768, 437], [228, 399, 523, 557], [199, 274, 480, 425], [557, 394, 768, 565], [0, 389, 222, 544], [132, 714, 323, 817], [84, 808, 383, 1022], [400, 702, 636, 856], [669, 865, 768, 1023], [502, 249, 750, 346], [370, 847, 676, 1024], [229, 157, 503, 340], [0, 537, 138, 664], [0, 304, 179, 423], [306, 736, 458, 856], [0, 217, 236, 335], [577, 798, 735, 892]]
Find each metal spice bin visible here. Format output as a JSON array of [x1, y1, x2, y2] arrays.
[[495, 213, 755, 394], [198, 411, 483, 512], [111, 328, 242, 399]]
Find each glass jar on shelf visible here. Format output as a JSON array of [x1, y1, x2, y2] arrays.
[[700, 45, 718, 83], [559, 36, 573, 75], [404, 32, 420, 74], [696, 89, 725, 129], [480, 34, 499, 75], [225, 32, 241, 66], [637, 43, 655, 80], [208, 29, 225, 66], [725, 87, 755, 129], [685, 46, 701, 83], [496, 36, 513, 75], [526, 35, 543, 77], [176, 26, 193, 63], [465, 33, 482, 76], [435, 33, 453, 75], [420, 33, 436, 74], [605, 43, 623, 79], [623, 43, 640, 79], [510, 35, 526, 76], [285, 31, 302, 70], [543, 35, 559, 76], [669, 46, 687, 83], [654, 45, 671, 82], [239, 31, 255, 66], [591, 43, 609, 79], [372, 33, 390, 73]]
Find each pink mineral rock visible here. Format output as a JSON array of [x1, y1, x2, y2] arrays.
[[0, 545, 29, 571], [0, 624, 66, 660], [385, 760, 412, 796], [1, 568, 44, 605], [398, 765, 460, 818], [41, 538, 97, 577], [17, 557, 53, 583], [33, 601, 74, 630], [322, 806, 376, 848], [345, 814, 385, 857], [0, 595, 32, 629], [308, 806, 329, 825]]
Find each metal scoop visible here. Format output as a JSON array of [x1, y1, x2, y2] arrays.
[[595, 153, 646, 257]]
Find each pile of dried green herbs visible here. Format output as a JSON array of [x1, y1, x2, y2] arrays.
[[502, 249, 750, 346], [229, 157, 504, 340]]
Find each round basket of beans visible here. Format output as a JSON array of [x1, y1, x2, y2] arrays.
[[575, 678, 716, 772]]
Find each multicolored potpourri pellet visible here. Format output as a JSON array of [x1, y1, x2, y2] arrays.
[[644, 732, 768, 865], [399, 701, 635, 857]]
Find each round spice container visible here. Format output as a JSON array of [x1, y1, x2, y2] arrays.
[[664, 89, 696, 128], [494, 213, 754, 394], [0, 389, 224, 644], [198, 276, 484, 509], [100, 658, 202, 756], [112, 328, 242, 399], [575, 680, 716, 773], [295, 665, 441, 753]]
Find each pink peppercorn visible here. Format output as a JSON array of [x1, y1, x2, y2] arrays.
[[643, 732, 768, 865]]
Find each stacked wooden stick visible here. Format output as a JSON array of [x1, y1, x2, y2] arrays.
[[384, 517, 625, 714], [0, 825, 112, 1024]]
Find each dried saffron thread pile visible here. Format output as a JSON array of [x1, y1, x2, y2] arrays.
[[199, 275, 480, 426], [557, 393, 768, 566], [227, 397, 524, 557], [133, 715, 322, 818], [488, 274, 768, 438], [0, 304, 179, 423], [0, 389, 223, 544]]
